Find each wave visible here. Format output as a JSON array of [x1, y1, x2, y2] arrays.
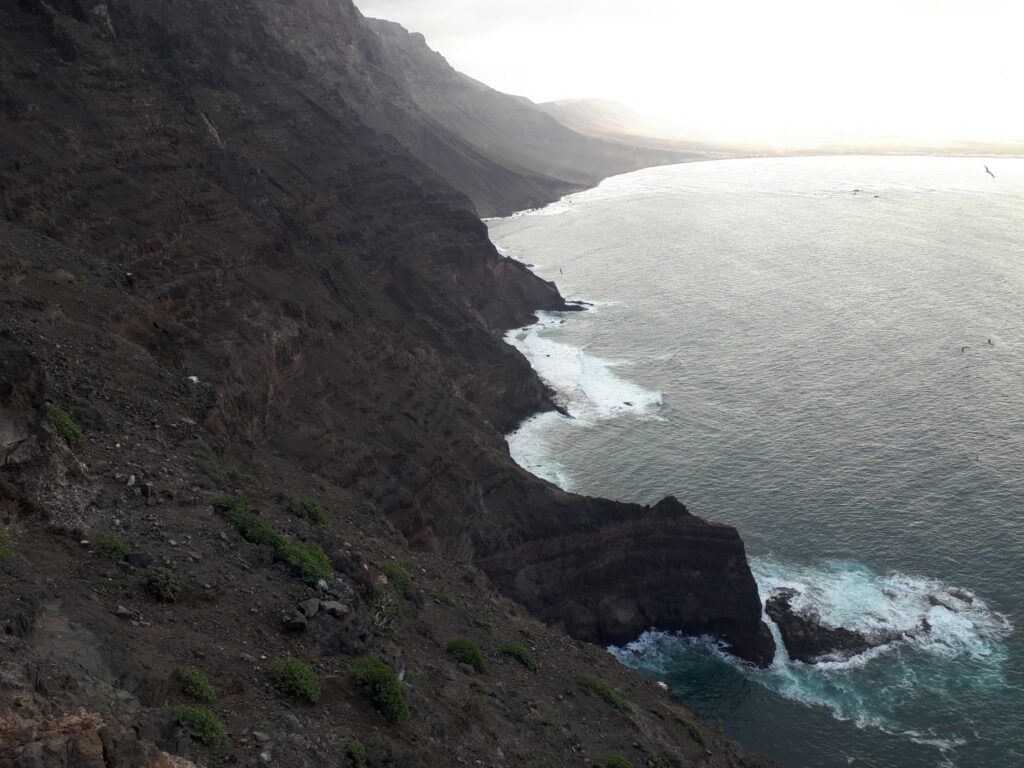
[[484, 200, 575, 223], [753, 560, 1011, 665], [612, 559, 1012, 759], [505, 311, 662, 422], [502, 310, 662, 488]]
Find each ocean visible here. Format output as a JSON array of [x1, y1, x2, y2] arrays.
[[487, 156, 1023, 768]]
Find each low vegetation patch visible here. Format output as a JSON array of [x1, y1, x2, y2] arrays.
[[145, 567, 181, 603], [680, 718, 706, 747], [597, 757, 634, 768], [289, 496, 329, 528], [470, 680, 496, 698], [431, 591, 456, 607], [177, 667, 217, 703], [0, 530, 13, 558], [577, 674, 631, 712], [215, 496, 281, 546], [95, 532, 130, 560], [174, 706, 229, 750], [215, 496, 331, 584], [349, 656, 409, 723], [277, 539, 332, 584], [498, 642, 538, 672], [447, 638, 485, 673], [379, 562, 413, 597], [45, 403, 85, 447], [344, 740, 368, 768], [270, 657, 321, 704], [371, 589, 402, 634]]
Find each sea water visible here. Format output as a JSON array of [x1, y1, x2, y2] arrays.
[[488, 156, 1023, 767]]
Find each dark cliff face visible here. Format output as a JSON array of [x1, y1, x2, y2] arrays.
[[477, 496, 775, 666], [1, 0, 771, 693], [365, 18, 688, 209]]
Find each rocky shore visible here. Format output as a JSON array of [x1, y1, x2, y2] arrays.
[[1, 1, 773, 766]]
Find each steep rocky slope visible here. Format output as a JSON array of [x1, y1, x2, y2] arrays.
[[1, 1, 773, 766], [364, 19, 691, 211]]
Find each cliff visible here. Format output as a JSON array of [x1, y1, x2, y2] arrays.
[[365, 19, 690, 212], [0, 1, 773, 766]]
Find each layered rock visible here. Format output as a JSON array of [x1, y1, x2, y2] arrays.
[[0, 0, 772, 708], [478, 496, 774, 666]]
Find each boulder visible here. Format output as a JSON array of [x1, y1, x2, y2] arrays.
[[765, 588, 908, 663]]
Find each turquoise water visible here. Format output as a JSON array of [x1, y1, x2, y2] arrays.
[[487, 156, 1024, 768]]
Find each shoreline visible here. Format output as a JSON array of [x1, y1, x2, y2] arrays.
[[485, 156, 1021, 767]]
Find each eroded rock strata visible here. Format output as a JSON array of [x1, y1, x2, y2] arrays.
[[1, 1, 773, 765]]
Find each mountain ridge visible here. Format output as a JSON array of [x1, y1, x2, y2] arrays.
[[0, 1, 774, 766]]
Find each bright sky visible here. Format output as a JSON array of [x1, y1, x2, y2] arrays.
[[356, 0, 1024, 146]]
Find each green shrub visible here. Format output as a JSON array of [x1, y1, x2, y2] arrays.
[[212, 495, 247, 516], [431, 591, 456, 607], [577, 674, 631, 712], [290, 496, 328, 528], [0, 530, 13, 558], [276, 539, 332, 584], [680, 718, 705, 747], [45, 404, 85, 447], [344, 740, 368, 768], [216, 497, 331, 584], [174, 706, 229, 750], [95, 532, 130, 560], [217, 499, 282, 548], [379, 562, 412, 597], [498, 642, 538, 672], [447, 638, 485, 673], [177, 667, 217, 703], [146, 567, 181, 603], [470, 680, 495, 697], [597, 757, 634, 768], [471, 618, 494, 633], [270, 657, 321, 704], [349, 656, 409, 723], [225, 467, 259, 487]]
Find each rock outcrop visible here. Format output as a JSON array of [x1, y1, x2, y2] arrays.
[[479, 496, 775, 666], [765, 588, 910, 663]]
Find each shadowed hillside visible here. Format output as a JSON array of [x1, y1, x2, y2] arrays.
[[0, 1, 772, 766]]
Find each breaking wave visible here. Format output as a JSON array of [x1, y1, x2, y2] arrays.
[[612, 559, 1011, 759], [503, 310, 663, 488]]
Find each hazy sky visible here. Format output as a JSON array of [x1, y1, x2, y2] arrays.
[[356, 0, 1023, 145]]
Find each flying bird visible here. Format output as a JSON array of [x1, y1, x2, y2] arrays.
[[984, 165, 995, 179]]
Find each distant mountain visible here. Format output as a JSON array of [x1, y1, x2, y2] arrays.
[[539, 99, 740, 155], [365, 20, 693, 214], [538, 99, 668, 138]]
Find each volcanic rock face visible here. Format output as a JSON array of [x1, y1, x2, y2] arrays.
[[479, 496, 775, 666], [0, 0, 773, 666], [0, 1, 782, 764], [365, 18, 690, 212], [765, 588, 908, 663]]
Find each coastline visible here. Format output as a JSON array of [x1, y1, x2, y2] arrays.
[[484, 156, 1022, 767]]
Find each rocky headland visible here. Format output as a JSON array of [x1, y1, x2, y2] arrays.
[[1, 1, 773, 766]]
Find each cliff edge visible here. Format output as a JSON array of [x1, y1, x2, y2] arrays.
[[0, 1, 773, 765]]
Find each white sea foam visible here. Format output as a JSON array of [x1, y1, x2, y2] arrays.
[[611, 559, 1012, 758], [753, 560, 1012, 664], [504, 311, 662, 423], [502, 310, 662, 489], [505, 411, 575, 490]]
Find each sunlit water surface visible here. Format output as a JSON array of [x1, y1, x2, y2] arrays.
[[488, 156, 1024, 768]]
